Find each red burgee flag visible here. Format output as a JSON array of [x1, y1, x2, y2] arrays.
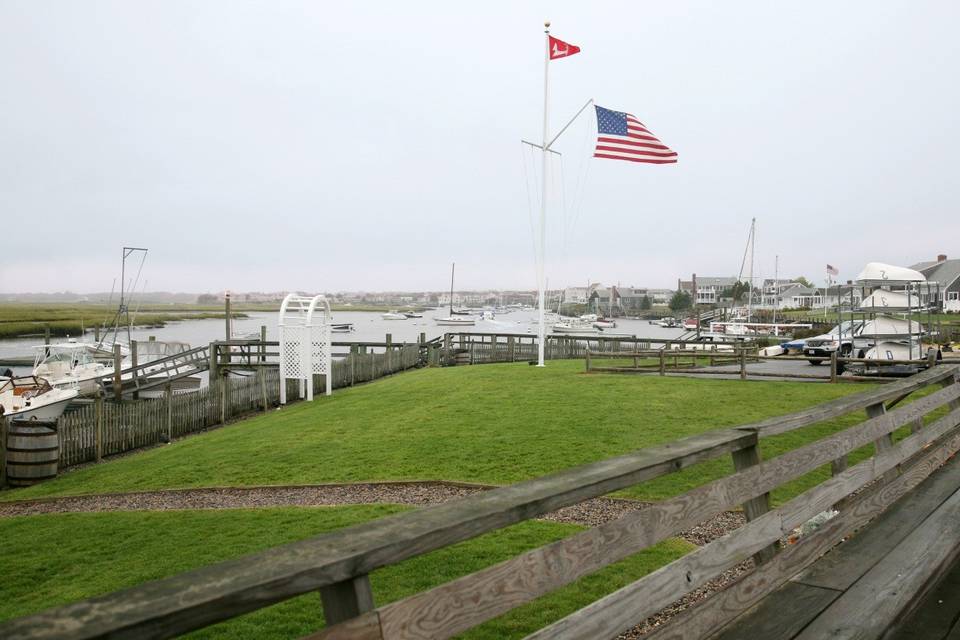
[[549, 36, 580, 60]]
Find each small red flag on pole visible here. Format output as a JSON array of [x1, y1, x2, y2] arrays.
[[548, 35, 580, 60]]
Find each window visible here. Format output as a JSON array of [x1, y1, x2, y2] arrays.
[[948, 291, 959, 301]]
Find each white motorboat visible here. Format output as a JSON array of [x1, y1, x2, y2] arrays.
[[33, 342, 113, 396], [591, 316, 617, 329], [657, 317, 678, 328], [403, 312, 423, 319], [0, 376, 78, 421], [435, 316, 476, 326], [552, 319, 597, 334], [381, 311, 407, 320]]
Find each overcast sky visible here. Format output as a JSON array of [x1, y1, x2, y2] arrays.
[[2, 1, 958, 294]]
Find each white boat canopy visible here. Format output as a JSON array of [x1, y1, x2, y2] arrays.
[[855, 262, 926, 285]]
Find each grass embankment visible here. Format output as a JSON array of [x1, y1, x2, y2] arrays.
[[0, 506, 691, 638], [0, 303, 248, 339], [4, 360, 869, 505]]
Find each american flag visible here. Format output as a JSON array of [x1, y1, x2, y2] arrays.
[[826, 264, 839, 276], [594, 105, 677, 164]]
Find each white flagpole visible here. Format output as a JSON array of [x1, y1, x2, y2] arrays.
[[537, 21, 551, 367]]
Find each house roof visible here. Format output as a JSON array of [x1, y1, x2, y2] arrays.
[[913, 259, 960, 290]]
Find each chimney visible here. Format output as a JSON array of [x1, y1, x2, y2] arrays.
[[938, 254, 947, 263]]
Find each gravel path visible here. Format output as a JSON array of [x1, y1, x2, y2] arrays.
[[0, 481, 750, 638]]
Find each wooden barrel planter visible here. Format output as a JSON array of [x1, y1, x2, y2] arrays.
[[6, 419, 59, 487]]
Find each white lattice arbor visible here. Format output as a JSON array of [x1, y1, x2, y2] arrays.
[[278, 293, 332, 403]]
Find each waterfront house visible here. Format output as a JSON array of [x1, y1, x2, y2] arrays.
[[911, 254, 960, 312]]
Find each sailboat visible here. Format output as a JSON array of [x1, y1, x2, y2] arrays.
[[435, 263, 475, 326]]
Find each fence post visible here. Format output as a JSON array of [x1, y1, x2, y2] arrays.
[[739, 348, 747, 380], [260, 367, 268, 412], [386, 334, 392, 372], [659, 349, 665, 376], [94, 394, 103, 462], [221, 375, 229, 425], [830, 351, 838, 383], [260, 325, 267, 363], [731, 435, 778, 565], [508, 336, 516, 362], [585, 349, 591, 372], [320, 574, 375, 627], [113, 343, 123, 402], [130, 340, 139, 400], [490, 334, 497, 363], [867, 401, 897, 482], [165, 382, 173, 442], [0, 416, 7, 488], [350, 345, 357, 385]]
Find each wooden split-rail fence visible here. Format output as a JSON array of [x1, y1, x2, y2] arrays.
[[5, 364, 958, 639], [440, 331, 736, 365]]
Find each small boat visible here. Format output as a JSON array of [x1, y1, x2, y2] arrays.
[[657, 317, 678, 328], [403, 312, 423, 319], [592, 317, 617, 329], [331, 323, 355, 333], [0, 376, 78, 421], [33, 342, 114, 396], [381, 311, 407, 320], [436, 262, 474, 326], [682, 318, 698, 331], [553, 319, 597, 334], [435, 316, 476, 326]]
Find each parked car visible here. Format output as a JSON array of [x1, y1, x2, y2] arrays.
[[804, 320, 865, 365]]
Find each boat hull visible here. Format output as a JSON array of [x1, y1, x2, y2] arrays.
[[435, 318, 475, 326]]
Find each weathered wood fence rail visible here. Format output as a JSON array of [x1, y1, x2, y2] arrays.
[[442, 332, 739, 365], [5, 365, 958, 640], [54, 342, 422, 470]]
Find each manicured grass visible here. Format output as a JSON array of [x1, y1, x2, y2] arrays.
[[3, 361, 869, 503], [0, 506, 692, 639]]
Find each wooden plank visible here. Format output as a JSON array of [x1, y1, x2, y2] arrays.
[[886, 556, 960, 640], [794, 488, 960, 640], [0, 429, 753, 640], [711, 581, 841, 640], [792, 420, 960, 592], [528, 407, 960, 640], [644, 426, 960, 640], [303, 611, 383, 640]]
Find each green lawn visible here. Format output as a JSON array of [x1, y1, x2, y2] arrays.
[[0, 506, 692, 639], [3, 361, 869, 503]]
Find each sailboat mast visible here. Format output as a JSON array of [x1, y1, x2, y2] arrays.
[[748, 219, 754, 322], [536, 21, 551, 367], [773, 254, 779, 326], [449, 262, 455, 315]]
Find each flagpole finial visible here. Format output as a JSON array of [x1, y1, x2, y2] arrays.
[[544, 20, 550, 30]]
